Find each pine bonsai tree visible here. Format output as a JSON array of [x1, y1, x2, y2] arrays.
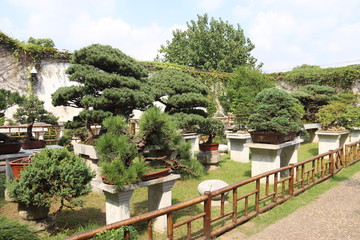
[[149, 69, 209, 117], [248, 88, 303, 135], [52, 44, 153, 142], [13, 95, 58, 142]]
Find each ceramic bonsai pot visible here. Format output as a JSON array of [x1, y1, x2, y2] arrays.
[[199, 143, 219, 151], [0, 142, 22, 154], [9, 157, 30, 178], [21, 140, 46, 149], [18, 202, 50, 220], [140, 168, 170, 181], [250, 131, 296, 144]]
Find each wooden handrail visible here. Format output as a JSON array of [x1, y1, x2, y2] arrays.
[[64, 141, 360, 240]]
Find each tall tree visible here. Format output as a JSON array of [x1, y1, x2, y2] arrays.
[[159, 14, 260, 72], [27, 37, 55, 48], [222, 66, 274, 129], [52, 44, 153, 141]]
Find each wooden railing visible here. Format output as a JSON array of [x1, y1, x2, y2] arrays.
[[0, 124, 64, 144], [64, 141, 360, 240]]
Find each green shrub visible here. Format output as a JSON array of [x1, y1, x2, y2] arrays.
[[93, 226, 138, 240], [6, 148, 95, 213], [343, 106, 360, 128], [0, 217, 40, 240], [248, 88, 303, 134]]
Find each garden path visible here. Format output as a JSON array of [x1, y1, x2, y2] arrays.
[[218, 170, 360, 240]]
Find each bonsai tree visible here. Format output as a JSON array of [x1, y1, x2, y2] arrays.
[[342, 106, 360, 129], [248, 88, 304, 135], [13, 95, 58, 142], [96, 107, 204, 188], [52, 44, 153, 142], [148, 69, 209, 117], [196, 118, 225, 144], [291, 84, 336, 122], [316, 103, 348, 130], [0, 88, 23, 121], [6, 148, 96, 217]]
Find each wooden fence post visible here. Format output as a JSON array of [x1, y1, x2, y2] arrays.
[[204, 191, 212, 239], [289, 164, 294, 196]]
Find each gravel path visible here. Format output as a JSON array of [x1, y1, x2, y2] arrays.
[[218, 170, 360, 240]]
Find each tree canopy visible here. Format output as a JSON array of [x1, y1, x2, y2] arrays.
[[52, 44, 153, 140], [148, 69, 209, 117], [221, 66, 274, 129], [27, 37, 55, 48], [159, 14, 260, 72]]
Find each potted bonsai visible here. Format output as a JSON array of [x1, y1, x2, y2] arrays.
[[96, 107, 204, 188], [6, 148, 95, 220], [248, 88, 304, 144], [0, 89, 23, 154], [196, 118, 225, 151], [13, 95, 58, 149]]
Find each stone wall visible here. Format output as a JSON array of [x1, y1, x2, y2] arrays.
[[0, 44, 80, 122]]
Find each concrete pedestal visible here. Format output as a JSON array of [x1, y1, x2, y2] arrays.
[[197, 150, 220, 170], [92, 174, 181, 233], [72, 142, 99, 159], [316, 130, 350, 154], [304, 123, 322, 143], [181, 133, 199, 158], [226, 133, 251, 163], [349, 127, 360, 143], [245, 139, 303, 182]]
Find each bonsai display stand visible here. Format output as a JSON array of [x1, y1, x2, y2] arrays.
[[316, 130, 350, 154], [181, 133, 199, 158], [226, 133, 251, 163], [245, 139, 303, 182], [303, 123, 322, 143], [92, 174, 181, 233], [349, 127, 360, 143]]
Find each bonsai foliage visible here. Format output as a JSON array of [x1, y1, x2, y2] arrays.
[[196, 118, 225, 144], [222, 66, 274, 129], [159, 13, 260, 72], [291, 84, 336, 122], [170, 113, 205, 133], [52, 44, 153, 141], [342, 106, 360, 128], [13, 95, 58, 141], [316, 103, 348, 130], [96, 108, 204, 188], [0, 89, 23, 119], [149, 69, 209, 117], [248, 88, 304, 134], [6, 148, 95, 215]]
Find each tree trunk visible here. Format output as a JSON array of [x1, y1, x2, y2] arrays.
[[26, 122, 34, 141]]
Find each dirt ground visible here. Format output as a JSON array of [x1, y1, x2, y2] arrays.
[[218, 170, 360, 240]]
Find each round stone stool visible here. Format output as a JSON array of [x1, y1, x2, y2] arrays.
[[198, 179, 229, 206]]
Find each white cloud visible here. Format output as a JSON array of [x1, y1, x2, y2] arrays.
[[232, 5, 252, 19], [197, 0, 224, 12]]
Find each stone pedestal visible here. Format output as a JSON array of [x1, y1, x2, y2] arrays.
[[72, 143, 102, 193], [181, 133, 199, 158], [226, 133, 251, 163], [349, 127, 360, 143], [304, 123, 322, 143], [245, 139, 303, 182], [92, 174, 181, 233], [316, 130, 350, 154], [197, 150, 220, 170]]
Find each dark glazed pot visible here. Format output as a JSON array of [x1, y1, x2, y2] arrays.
[[250, 131, 296, 144], [22, 140, 46, 149]]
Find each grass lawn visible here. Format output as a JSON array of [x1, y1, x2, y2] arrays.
[[0, 142, 359, 239]]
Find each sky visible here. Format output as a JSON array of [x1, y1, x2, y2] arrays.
[[1, 0, 360, 73]]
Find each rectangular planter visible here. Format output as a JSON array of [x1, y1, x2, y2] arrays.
[[250, 131, 296, 144]]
